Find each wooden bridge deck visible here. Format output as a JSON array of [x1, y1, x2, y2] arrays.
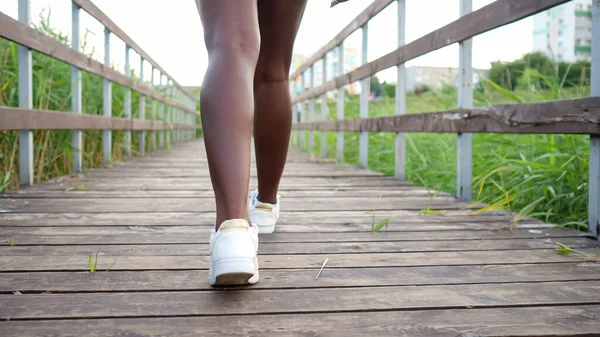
[[1, 139, 600, 336]]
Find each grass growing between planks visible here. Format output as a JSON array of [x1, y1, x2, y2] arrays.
[[0, 10, 181, 191], [302, 79, 592, 232]]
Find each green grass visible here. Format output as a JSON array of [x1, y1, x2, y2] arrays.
[[0, 11, 182, 191], [298, 82, 592, 232]]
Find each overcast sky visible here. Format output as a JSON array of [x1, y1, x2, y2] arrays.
[[1, 0, 536, 86]]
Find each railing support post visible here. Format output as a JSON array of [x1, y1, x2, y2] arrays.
[[336, 42, 345, 163], [395, 0, 407, 180], [291, 81, 297, 146], [456, 0, 473, 200], [321, 55, 328, 158], [300, 71, 306, 151], [151, 67, 157, 151], [359, 23, 369, 169], [589, 0, 599, 239], [139, 58, 146, 155], [18, 0, 33, 185], [124, 45, 132, 158], [159, 73, 165, 149], [103, 27, 112, 165], [309, 65, 315, 153], [71, 1, 83, 174]]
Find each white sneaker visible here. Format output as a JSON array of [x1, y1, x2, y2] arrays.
[[209, 219, 259, 286], [248, 189, 280, 234]]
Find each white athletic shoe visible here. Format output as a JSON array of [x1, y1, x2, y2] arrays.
[[209, 219, 259, 286], [248, 189, 280, 234]]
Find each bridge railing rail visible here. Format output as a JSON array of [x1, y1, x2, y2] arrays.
[[289, 0, 600, 238], [0, 0, 201, 187]]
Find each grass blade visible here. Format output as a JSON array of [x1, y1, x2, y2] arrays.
[[315, 258, 328, 280]]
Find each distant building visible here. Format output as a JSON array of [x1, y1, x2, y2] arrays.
[[532, 0, 593, 62], [404, 66, 488, 92], [290, 47, 361, 95]]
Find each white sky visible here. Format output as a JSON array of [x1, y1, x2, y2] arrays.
[[1, 0, 536, 86]]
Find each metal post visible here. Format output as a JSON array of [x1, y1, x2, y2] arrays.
[[71, 2, 83, 174], [151, 67, 157, 151], [177, 108, 181, 143], [124, 45, 131, 158], [589, 0, 599, 239], [296, 102, 302, 146], [321, 54, 328, 158], [103, 27, 112, 165], [300, 72, 306, 150], [166, 80, 172, 148], [456, 0, 473, 200], [139, 58, 146, 155], [395, 0, 407, 180], [309, 65, 315, 153], [336, 42, 345, 163], [291, 81, 297, 146], [18, 0, 34, 185], [359, 23, 369, 169], [159, 74, 165, 149]]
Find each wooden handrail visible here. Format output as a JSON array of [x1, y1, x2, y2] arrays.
[[71, 0, 199, 103], [0, 12, 198, 116], [292, 0, 570, 103], [290, 0, 599, 238], [0, 107, 201, 131], [292, 97, 600, 135], [289, 0, 394, 80]]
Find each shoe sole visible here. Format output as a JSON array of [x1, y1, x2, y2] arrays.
[[210, 258, 258, 286], [256, 223, 275, 234]]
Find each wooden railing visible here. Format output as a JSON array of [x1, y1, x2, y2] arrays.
[[290, 0, 600, 238], [0, 0, 201, 186]]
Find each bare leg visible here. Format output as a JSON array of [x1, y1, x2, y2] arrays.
[[196, 0, 260, 228], [253, 0, 308, 204]]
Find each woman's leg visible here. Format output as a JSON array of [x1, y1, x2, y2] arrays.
[[252, 0, 308, 204], [195, 0, 260, 229]]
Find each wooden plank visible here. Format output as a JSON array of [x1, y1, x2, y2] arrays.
[[292, 97, 600, 135], [1, 281, 600, 319], [0, 210, 544, 228], [293, 0, 570, 102], [3, 188, 442, 199], [0, 228, 579, 245], [1, 249, 595, 271], [79, 169, 383, 178], [18, 178, 431, 191], [2, 305, 600, 336], [2, 263, 599, 292], [0, 107, 199, 131], [0, 237, 596, 256], [0, 12, 198, 115], [0, 197, 473, 213], [289, 0, 393, 80]]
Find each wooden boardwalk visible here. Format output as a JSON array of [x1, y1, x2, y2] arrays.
[[1, 139, 600, 336]]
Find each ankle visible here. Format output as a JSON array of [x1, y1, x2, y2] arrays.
[[257, 192, 278, 204], [216, 216, 249, 231]]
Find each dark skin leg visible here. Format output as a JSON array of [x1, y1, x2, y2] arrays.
[[196, 0, 260, 228], [253, 0, 308, 204]]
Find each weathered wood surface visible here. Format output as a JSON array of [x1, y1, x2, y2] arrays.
[[0, 12, 197, 115], [2, 306, 600, 337], [0, 140, 598, 336], [293, 97, 600, 135], [0, 106, 200, 131]]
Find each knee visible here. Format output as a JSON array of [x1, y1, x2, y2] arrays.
[[254, 67, 289, 87], [205, 34, 261, 66]]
